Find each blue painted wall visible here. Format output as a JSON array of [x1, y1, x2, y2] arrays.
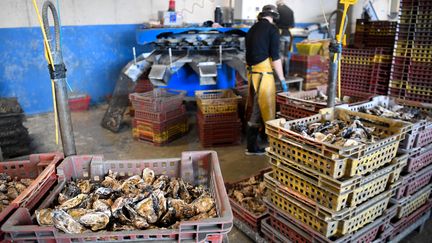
[[0, 24, 147, 114]]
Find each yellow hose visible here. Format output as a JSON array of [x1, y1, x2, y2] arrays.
[[32, 0, 59, 144]]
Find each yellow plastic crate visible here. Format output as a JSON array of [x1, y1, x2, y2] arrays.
[[268, 150, 406, 212], [296, 42, 323, 56], [264, 172, 392, 238], [373, 54, 392, 63], [195, 89, 241, 114], [341, 56, 373, 65], [393, 184, 432, 219], [132, 120, 188, 143], [266, 109, 411, 179]]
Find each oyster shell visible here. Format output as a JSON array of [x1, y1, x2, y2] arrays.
[[135, 195, 158, 223], [125, 204, 149, 229], [77, 180, 91, 194], [36, 208, 54, 226], [67, 208, 91, 221], [191, 193, 215, 214], [59, 194, 87, 210], [142, 168, 155, 185], [53, 209, 86, 234], [79, 212, 110, 231], [152, 175, 169, 191], [171, 199, 195, 219]]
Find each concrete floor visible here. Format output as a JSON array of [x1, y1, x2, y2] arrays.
[[24, 104, 430, 242]]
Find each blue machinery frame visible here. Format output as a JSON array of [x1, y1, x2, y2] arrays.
[[136, 27, 248, 96], [135, 26, 310, 96]]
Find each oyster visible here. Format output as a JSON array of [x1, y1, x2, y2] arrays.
[[77, 180, 91, 194], [152, 175, 169, 191], [135, 195, 158, 224], [36, 208, 54, 226], [121, 175, 141, 195], [52, 209, 86, 234], [159, 207, 176, 227], [6, 187, 18, 200], [142, 168, 155, 185], [59, 194, 87, 210], [20, 178, 33, 186], [112, 223, 136, 231], [178, 180, 192, 203], [79, 211, 110, 231], [125, 204, 149, 229], [93, 199, 111, 214], [36, 169, 217, 232], [171, 199, 196, 219], [67, 208, 91, 221], [14, 182, 27, 193], [191, 193, 215, 214]]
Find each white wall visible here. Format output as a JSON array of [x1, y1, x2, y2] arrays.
[[0, 0, 230, 28], [282, 0, 338, 23]]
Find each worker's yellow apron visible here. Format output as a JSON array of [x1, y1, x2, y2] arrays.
[[246, 58, 276, 123]]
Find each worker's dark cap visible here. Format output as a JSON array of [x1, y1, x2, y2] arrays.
[[259, 5, 280, 21]]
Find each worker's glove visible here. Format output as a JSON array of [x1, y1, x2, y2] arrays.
[[281, 80, 288, 92]]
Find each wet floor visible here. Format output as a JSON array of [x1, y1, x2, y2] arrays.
[[24, 104, 430, 242]]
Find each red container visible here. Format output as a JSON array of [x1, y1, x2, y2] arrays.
[[129, 89, 185, 112], [68, 95, 90, 111], [197, 110, 239, 124], [0, 153, 63, 239], [263, 201, 397, 243], [2, 151, 233, 242], [388, 199, 432, 240], [405, 144, 432, 173], [394, 164, 432, 199], [197, 115, 241, 147], [134, 105, 186, 123], [225, 168, 271, 234]]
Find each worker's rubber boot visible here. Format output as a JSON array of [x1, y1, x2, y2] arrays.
[[245, 125, 265, 156]]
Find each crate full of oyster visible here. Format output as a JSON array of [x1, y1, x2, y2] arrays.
[[1, 151, 233, 242]]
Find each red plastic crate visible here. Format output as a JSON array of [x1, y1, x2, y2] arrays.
[[0, 153, 63, 239], [134, 105, 186, 123], [197, 110, 239, 124], [197, 117, 242, 147], [389, 199, 432, 240], [225, 168, 271, 234], [2, 151, 233, 242], [264, 198, 397, 243], [405, 144, 432, 172], [129, 88, 185, 112], [394, 164, 432, 199], [68, 95, 90, 111]]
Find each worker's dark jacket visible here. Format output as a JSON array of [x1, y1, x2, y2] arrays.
[[246, 19, 281, 66]]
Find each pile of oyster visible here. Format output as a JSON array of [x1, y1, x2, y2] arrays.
[[228, 175, 266, 215], [360, 104, 431, 122], [0, 173, 33, 213], [35, 168, 217, 233], [290, 117, 379, 147]]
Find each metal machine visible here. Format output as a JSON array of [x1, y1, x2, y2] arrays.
[[101, 28, 247, 132]]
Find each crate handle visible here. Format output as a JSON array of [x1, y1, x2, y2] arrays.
[[287, 100, 316, 111]]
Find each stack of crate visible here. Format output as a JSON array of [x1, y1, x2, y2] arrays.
[[389, 0, 432, 103], [354, 20, 397, 49], [341, 47, 393, 95], [129, 88, 187, 146], [262, 107, 411, 242], [195, 89, 241, 147], [0, 98, 31, 159], [290, 54, 328, 90], [348, 96, 432, 241]]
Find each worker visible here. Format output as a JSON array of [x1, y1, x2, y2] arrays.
[[276, 0, 295, 74], [245, 4, 287, 156], [276, 0, 295, 35]]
